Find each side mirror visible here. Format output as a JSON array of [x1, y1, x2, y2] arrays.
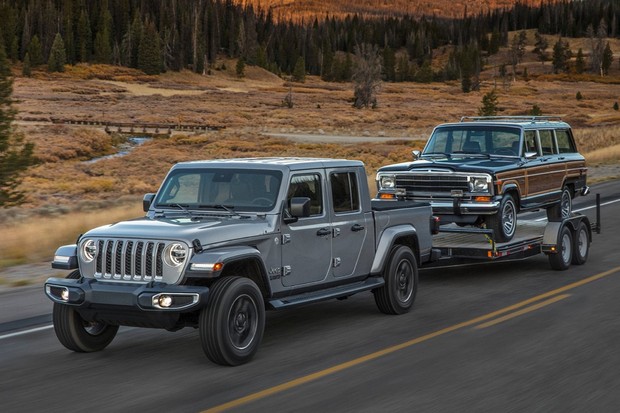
[[524, 151, 538, 159], [143, 193, 155, 212], [284, 197, 311, 224], [412, 150, 421, 160]]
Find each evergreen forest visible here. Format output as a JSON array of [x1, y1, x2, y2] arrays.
[[1, 0, 620, 82]]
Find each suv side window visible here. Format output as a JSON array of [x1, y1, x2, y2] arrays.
[[539, 130, 556, 155], [330, 172, 360, 213], [556, 129, 576, 153], [287, 174, 323, 216], [524, 131, 539, 155]]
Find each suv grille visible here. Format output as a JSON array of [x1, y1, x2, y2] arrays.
[[95, 239, 166, 282], [395, 174, 470, 195]]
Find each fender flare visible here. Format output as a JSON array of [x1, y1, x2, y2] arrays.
[[370, 225, 419, 275]]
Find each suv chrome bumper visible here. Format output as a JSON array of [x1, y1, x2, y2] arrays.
[[429, 199, 501, 215]]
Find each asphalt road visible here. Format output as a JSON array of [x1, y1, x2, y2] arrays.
[[2, 180, 619, 413]]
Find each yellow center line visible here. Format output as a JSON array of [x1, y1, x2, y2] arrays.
[[203, 265, 620, 413], [474, 294, 571, 330]]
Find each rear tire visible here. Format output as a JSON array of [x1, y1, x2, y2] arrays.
[[485, 194, 517, 243], [571, 221, 590, 265], [548, 226, 573, 271], [52, 271, 119, 352], [374, 246, 418, 315], [199, 277, 265, 366], [546, 186, 572, 221]]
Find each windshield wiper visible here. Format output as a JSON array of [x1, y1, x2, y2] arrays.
[[171, 203, 193, 218], [198, 204, 240, 216], [422, 152, 452, 159]]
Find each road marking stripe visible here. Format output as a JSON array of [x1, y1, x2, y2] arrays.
[[203, 265, 620, 413], [535, 198, 620, 221], [474, 294, 570, 330], [0, 325, 53, 341]]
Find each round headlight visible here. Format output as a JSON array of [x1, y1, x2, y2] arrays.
[[164, 243, 187, 267], [473, 178, 489, 192], [80, 239, 97, 263], [379, 175, 395, 189]]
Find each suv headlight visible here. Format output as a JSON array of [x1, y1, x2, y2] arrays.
[[472, 177, 489, 192], [80, 239, 98, 263], [164, 243, 188, 267], [378, 175, 395, 189]]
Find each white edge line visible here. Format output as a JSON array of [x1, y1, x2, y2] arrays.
[[0, 325, 53, 341], [535, 198, 620, 221]]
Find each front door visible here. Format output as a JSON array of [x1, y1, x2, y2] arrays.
[[281, 172, 332, 287]]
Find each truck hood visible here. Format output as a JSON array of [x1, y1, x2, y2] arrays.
[[83, 214, 279, 245], [378, 157, 519, 174]]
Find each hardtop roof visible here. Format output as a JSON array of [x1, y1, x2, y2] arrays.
[[171, 157, 364, 171]]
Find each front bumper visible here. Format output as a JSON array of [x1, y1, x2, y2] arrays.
[[44, 277, 209, 312], [429, 199, 500, 215]]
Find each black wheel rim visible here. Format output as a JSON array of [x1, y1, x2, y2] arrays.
[[395, 258, 414, 303], [227, 294, 258, 351], [82, 320, 107, 336]]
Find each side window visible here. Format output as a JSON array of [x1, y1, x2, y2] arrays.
[[556, 129, 576, 153], [287, 174, 323, 216], [524, 131, 539, 155], [539, 130, 556, 155], [330, 172, 360, 213]]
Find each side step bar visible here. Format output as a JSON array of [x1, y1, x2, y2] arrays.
[[269, 277, 384, 309]]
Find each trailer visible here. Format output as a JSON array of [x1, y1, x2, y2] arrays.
[[426, 195, 601, 270]]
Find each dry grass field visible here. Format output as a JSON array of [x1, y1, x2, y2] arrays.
[[3, 34, 620, 269]]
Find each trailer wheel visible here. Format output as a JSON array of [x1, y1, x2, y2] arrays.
[[571, 221, 590, 265], [548, 226, 573, 271], [199, 276, 265, 366], [374, 246, 418, 315]]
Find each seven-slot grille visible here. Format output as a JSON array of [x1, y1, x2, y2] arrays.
[[95, 239, 166, 282], [395, 174, 470, 195]]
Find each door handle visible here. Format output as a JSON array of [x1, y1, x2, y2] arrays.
[[316, 228, 331, 236], [351, 224, 365, 232]]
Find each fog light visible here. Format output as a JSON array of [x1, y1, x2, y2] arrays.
[[60, 288, 70, 301], [158, 295, 173, 308]]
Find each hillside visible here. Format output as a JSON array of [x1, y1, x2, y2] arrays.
[[237, 0, 550, 19]]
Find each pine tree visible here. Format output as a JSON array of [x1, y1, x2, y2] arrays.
[[530, 104, 543, 116], [533, 31, 548, 65], [137, 21, 162, 75], [0, 42, 35, 205], [292, 56, 305, 82], [382, 46, 395, 82], [28, 35, 43, 66], [236, 57, 245, 77], [94, 7, 113, 64], [552, 38, 571, 74], [602, 42, 613, 75], [76, 9, 92, 62], [48, 33, 67, 73], [575, 48, 586, 74], [352, 43, 382, 109], [478, 89, 499, 116], [22, 52, 31, 77]]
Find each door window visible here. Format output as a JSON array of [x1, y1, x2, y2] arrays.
[[539, 130, 556, 155], [330, 172, 360, 213], [287, 174, 323, 216], [556, 129, 576, 153]]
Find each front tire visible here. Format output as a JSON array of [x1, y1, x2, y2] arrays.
[[548, 225, 573, 271], [199, 277, 265, 366], [374, 246, 418, 315], [485, 194, 518, 243], [52, 271, 118, 352]]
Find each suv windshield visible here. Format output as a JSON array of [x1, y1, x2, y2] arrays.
[[154, 168, 282, 212], [423, 125, 521, 157]]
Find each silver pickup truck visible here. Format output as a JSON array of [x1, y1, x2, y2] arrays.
[[45, 158, 438, 365]]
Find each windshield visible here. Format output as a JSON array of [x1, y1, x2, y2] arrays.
[[423, 125, 522, 157], [154, 168, 282, 212]]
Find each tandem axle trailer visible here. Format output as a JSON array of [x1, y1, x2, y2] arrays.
[[426, 195, 601, 271]]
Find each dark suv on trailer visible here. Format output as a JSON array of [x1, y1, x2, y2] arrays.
[[376, 116, 589, 242]]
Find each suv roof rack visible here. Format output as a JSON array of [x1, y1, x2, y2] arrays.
[[460, 116, 563, 123]]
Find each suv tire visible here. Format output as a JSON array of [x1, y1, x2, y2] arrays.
[[374, 246, 418, 315], [485, 194, 517, 243], [52, 270, 119, 352], [200, 276, 265, 366]]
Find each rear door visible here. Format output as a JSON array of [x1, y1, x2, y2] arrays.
[[328, 169, 374, 278]]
